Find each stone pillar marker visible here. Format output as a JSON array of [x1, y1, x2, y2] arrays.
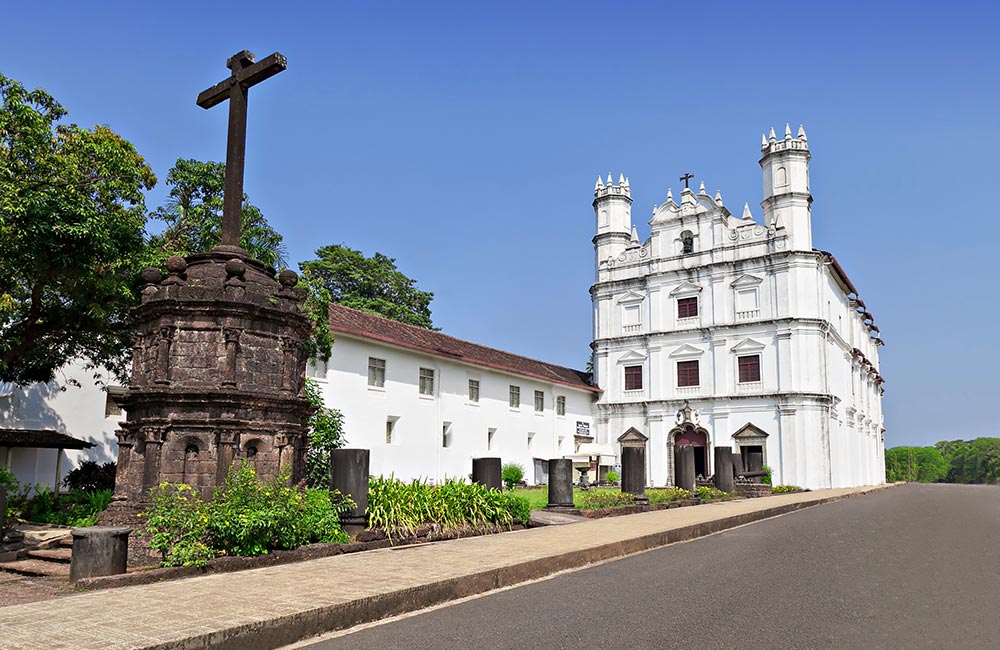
[[618, 427, 649, 506], [546, 459, 574, 510], [69, 527, 131, 583], [714, 447, 735, 493], [675, 446, 696, 493], [331, 449, 369, 535], [471, 458, 502, 490]]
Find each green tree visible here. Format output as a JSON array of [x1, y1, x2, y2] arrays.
[[147, 158, 287, 269], [299, 244, 435, 329], [0, 73, 156, 384], [935, 438, 1000, 484], [885, 446, 949, 483], [303, 378, 346, 489]]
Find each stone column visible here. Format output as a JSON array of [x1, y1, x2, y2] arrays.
[[215, 429, 238, 485], [331, 448, 369, 534], [621, 446, 648, 505], [140, 426, 166, 498], [222, 328, 241, 387], [546, 459, 574, 509], [471, 457, 502, 490], [0, 485, 6, 532], [675, 446, 695, 492], [714, 447, 734, 493], [69, 527, 131, 583]]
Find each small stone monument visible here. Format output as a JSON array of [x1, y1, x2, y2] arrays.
[[471, 457, 502, 490], [546, 459, 575, 510], [618, 427, 649, 506], [70, 527, 131, 583], [714, 447, 734, 493], [331, 449, 369, 535], [675, 445, 696, 493]]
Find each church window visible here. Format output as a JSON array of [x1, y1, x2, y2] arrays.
[[738, 355, 761, 383], [534, 390, 544, 412], [681, 230, 694, 254], [775, 166, 788, 187], [386, 417, 398, 444], [527, 431, 535, 450], [488, 427, 496, 450], [599, 209, 608, 227], [468, 379, 480, 403], [677, 297, 699, 319], [677, 360, 700, 387], [556, 396, 566, 416], [368, 357, 385, 387], [509, 385, 520, 409], [442, 422, 452, 448], [419, 368, 435, 395], [624, 365, 643, 391]]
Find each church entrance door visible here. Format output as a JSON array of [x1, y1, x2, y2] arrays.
[[674, 425, 708, 478]]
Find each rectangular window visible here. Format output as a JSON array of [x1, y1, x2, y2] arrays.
[[368, 357, 385, 387], [556, 396, 566, 416], [677, 360, 700, 387], [624, 365, 643, 391], [442, 422, 451, 448], [677, 297, 699, 319], [509, 385, 520, 408], [527, 432, 535, 450], [534, 390, 544, 412], [468, 379, 480, 403], [419, 368, 435, 395], [386, 417, 398, 444], [738, 355, 761, 383], [488, 427, 496, 450]]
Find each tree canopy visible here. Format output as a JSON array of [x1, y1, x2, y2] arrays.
[[300, 244, 435, 329], [0, 73, 156, 384], [147, 158, 287, 269], [935, 438, 1000, 484], [884, 446, 949, 483]]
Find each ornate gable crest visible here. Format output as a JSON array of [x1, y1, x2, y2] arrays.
[[732, 422, 769, 440], [617, 427, 648, 448]]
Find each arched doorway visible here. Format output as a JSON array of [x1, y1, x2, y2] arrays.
[[673, 425, 709, 478]]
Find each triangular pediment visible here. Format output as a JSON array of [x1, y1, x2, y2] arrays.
[[731, 274, 763, 288], [669, 344, 705, 358], [617, 350, 648, 363], [732, 422, 769, 439], [731, 337, 766, 353], [617, 427, 648, 444], [617, 290, 646, 304], [669, 281, 703, 296]]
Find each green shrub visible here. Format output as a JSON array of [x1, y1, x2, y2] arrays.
[[646, 487, 693, 504], [501, 463, 525, 491], [367, 476, 523, 537], [500, 491, 531, 525], [771, 485, 802, 494], [303, 378, 347, 489], [695, 485, 730, 500], [63, 461, 117, 492], [577, 490, 636, 510], [604, 470, 620, 484], [761, 465, 773, 485], [143, 482, 215, 567]]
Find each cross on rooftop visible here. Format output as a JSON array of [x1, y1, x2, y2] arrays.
[[197, 50, 287, 249], [680, 172, 694, 189]]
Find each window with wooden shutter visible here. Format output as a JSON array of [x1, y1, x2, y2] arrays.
[[624, 365, 643, 391], [677, 297, 698, 319], [738, 355, 761, 383], [677, 360, 700, 387]]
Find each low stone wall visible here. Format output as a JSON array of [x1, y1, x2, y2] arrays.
[[735, 483, 773, 498], [74, 522, 525, 591], [580, 495, 743, 519]]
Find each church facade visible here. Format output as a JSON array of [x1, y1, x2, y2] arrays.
[[590, 124, 885, 490]]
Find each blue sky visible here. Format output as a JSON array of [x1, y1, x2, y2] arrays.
[[2, 1, 997, 446]]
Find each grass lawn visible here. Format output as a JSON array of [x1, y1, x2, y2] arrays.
[[514, 486, 622, 510]]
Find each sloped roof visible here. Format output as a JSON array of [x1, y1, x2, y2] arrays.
[[0, 429, 95, 450], [327, 304, 600, 393]]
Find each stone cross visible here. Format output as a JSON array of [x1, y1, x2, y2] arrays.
[[197, 50, 287, 248], [679, 172, 694, 189]]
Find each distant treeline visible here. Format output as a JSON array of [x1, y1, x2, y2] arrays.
[[885, 438, 1000, 484]]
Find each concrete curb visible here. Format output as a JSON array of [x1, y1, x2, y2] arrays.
[[141, 485, 894, 650]]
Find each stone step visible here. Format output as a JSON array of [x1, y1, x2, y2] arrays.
[[58, 536, 74, 549], [0, 558, 70, 578], [27, 548, 72, 563]]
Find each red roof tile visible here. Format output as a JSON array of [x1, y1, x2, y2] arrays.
[[327, 304, 600, 393]]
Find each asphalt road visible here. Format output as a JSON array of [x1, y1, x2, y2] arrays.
[[298, 484, 1000, 650]]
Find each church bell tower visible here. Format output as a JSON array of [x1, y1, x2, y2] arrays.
[[592, 173, 633, 276], [760, 124, 812, 252]]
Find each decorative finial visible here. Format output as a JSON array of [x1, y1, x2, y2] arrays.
[[630, 226, 639, 244], [698, 181, 706, 195], [666, 188, 673, 202], [714, 190, 723, 206], [797, 124, 807, 141], [607, 172, 613, 185], [742, 202, 753, 220], [623, 176, 630, 188], [784, 123, 792, 139], [762, 133, 768, 149], [769, 127, 777, 142], [595, 175, 604, 190], [618, 173, 626, 186]]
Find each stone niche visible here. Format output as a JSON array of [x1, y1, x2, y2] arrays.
[[108, 246, 314, 508]]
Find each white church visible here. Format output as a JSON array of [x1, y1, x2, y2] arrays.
[[1, 125, 885, 491]]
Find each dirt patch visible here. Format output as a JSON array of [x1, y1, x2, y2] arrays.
[[0, 571, 75, 607]]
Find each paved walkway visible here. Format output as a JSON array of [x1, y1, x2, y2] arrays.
[[0, 485, 890, 650]]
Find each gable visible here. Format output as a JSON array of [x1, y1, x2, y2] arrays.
[[732, 423, 769, 440], [617, 290, 645, 304], [617, 427, 648, 446], [669, 281, 703, 296], [731, 274, 763, 288], [731, 338, 766, 353], [617, 350, 648, 364], [668, 344, 705, 358]]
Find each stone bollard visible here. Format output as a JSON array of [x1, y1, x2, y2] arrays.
[[714, 447, 734, 494], [732, 451, 745, 477], [546, 459, 574, 509], [331, 448, 369, 534], [471, 457, 502, 490], [675, 446, 696, 493], [69, 526, 131, 583], [621, 447, 648, 505]]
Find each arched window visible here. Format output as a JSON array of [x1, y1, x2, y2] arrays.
[[681, 231, 694, 254], [775, 166, 787, 187], [182, 442, 200, 484]]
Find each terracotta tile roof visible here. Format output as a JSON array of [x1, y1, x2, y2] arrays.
[[0, 429, 95, 450], [327, 304, 600, 393]]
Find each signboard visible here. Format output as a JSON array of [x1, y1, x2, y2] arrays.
[[576, 421, 590, 436]]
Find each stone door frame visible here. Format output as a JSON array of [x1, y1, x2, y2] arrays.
[[667, 424, 711, 486]]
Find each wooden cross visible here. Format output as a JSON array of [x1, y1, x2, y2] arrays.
[[197, 50, 287, 248], [679, 172, 694, 189]]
